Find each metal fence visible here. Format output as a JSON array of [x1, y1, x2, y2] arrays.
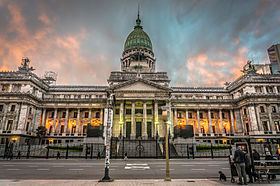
[[1, 137, 278, 159]]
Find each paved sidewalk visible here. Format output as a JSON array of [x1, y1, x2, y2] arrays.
[[0, 179, 279, 186]]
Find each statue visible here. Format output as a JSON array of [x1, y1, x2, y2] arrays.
[[18, 57, 35, 72], [241, 60, 256, 75]]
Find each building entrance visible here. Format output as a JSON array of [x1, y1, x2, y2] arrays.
[[136, 122, 142, 138], [126, 122, 131, 139], [147, 122, 152, 138]]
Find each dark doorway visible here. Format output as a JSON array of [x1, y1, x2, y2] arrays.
[[136, 122, 142, 139], [126, 122, 131, 139], [147, 122, 152, 138]]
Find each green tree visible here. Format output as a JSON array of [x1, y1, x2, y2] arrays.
[[36, 126, 47, 145]]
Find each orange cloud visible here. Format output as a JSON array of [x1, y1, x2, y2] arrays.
[[185, 47, 247, 86], [0, 2, 111, 85]]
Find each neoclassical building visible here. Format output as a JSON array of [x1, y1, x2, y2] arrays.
[[0, 15, 280, 145]]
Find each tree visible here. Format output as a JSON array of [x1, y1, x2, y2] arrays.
[[36, 126, 47, 145]]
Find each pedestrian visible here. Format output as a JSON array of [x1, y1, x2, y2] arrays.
[[16, 151, 21, 159], [234, 146, 247, 185], [56, 151, 60, 159], [252, 149, 260, 161], [97, 151, 101, 159], [245, 153, 253, 183], [124, 152, 128, 161]]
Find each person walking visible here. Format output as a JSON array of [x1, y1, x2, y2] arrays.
[[97, 151, 101, 159], [56, 151, 60, 159], [245, 152, 253, 183], [16, 151, 21, 159], [234, 146, 247, 185], [124, 152, 128, 161]]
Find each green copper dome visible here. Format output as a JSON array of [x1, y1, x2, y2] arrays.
[[124, 15, 153, 51]]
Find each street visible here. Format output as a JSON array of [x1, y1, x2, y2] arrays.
[[0, 159, 230, 180]]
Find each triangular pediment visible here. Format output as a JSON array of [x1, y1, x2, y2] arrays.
[[111, 78, 170, 92]]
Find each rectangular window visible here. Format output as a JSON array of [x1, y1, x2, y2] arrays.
[[135, 109, 143, 114], [115, 109, 120, 115], [147, 109, 152, 115], [199, 113, 203, 119], [188, 112, 193, 119], [275, 121, 280, 132], [0, 105, 3, 112], [84, 112, 89, 118], [6, 120, 13, 131], [29, 108, 32, 114], [10, 105, 16, 112], [73, 112, 78, 118], [126, 109, 131, 115], [262, 121, 269, 131], [222, 112, 225, 119], [211, 112, 214, 119], [260, 106, 265, 113], [272, 106, 277, 113], [62, 112, 66, 118], [51, 112, 54, 118], [177, 112, 182, 118]]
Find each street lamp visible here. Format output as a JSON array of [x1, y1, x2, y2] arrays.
[[162, 104, 171, 181], [100, 93, 115, 182]]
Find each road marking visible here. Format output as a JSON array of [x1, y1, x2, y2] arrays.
[[3, 165, 14, 166], [126, 163, 148, 166], [191, 169, 206, 171], [7, 169, 20, 171], [125, 163, 150, 170], [222, 168, 230, 170], [37, 169, 49, 171], [79, 166, 92, 168], [68, 169, 84, 171], [208, 165, 219, 167], [160, 169, 175, 171], [181, 165, 194, 167]]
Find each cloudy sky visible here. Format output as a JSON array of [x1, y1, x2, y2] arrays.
[[0, 0, 279, 86]]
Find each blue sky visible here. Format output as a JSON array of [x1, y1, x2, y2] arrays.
[[0, 0, 279, 86]]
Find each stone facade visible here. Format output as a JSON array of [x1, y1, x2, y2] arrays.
[[1, 16, 280, 145]]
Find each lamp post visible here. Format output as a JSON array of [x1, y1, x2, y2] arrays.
[[162, 103, 171, 181], [100, 93, 115, 182]]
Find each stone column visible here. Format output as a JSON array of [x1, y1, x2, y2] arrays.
[[131, 102, 136, 139], [77, 108, 80, 134], [154, 101, 159, 137], [119, 102, 124, 136], [255, 106, 263, 131], [230, 110, 234, 133], [219, 110, 223, 134], [89, 108, 92, 124], [174, 108, 178, 127], [208, 110, 213, 134], [235, 109, 243, 133], [41, 108, 46, 127], [185, 110, 189, 125], [100, 108, 103, 124], [64, 108, 69, 133], [197, 110, 200, 134], [263, 86, 267, 94], [248, 106, 259, 133], [53, 108, 57, 133], [143, 102, 147, 139]]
